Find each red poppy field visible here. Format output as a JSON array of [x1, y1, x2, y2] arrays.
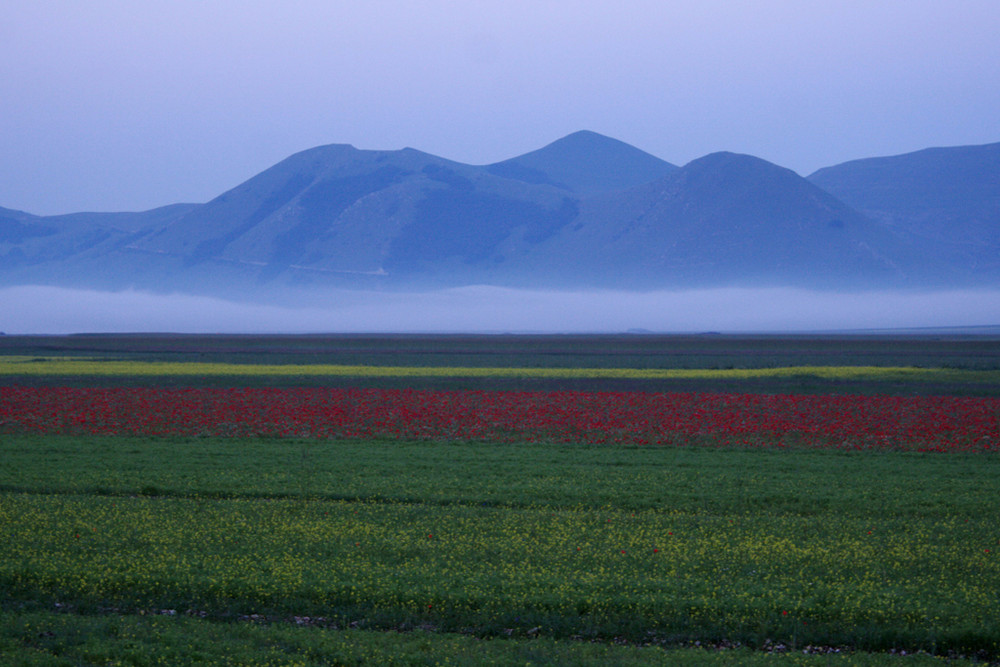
[[2, 385, 998, 452]]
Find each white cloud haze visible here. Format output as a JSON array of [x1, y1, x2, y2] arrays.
[[3, 286, 998, 335]]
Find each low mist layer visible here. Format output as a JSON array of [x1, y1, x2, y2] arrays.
[[3, 285, 999, 335]]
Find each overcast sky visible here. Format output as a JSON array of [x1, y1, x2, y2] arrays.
[[3, 1, 999, 216]]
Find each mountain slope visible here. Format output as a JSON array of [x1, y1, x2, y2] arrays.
[[122, 143, 580, 290], [0, 204, 196, 288], [486, 130, 677, 195], [510, 152, 917, 288], [809, 143, 1000, 280]]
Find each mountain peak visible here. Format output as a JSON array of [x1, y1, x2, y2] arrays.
[[540, 129, 637, 152], [674, 152, 806, 192], [684, 151, 790, 171], [486, 130, 677, 195], [289, 143, 359, 159]]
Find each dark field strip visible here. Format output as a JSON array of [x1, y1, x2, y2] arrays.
[[7, 373, 1000, 397], [0, 610, 966, 666], [4, 332, 1000, 370], [5, 332, 999, 396]]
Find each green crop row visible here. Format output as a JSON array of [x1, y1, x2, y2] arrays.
[[3, 356, 999, 383], [2, 435, 997, 518]]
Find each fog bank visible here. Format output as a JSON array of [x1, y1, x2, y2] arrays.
[[2, 285, 999, 335]]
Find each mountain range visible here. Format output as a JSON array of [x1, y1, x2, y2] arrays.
[[1, 130, 997, 299]]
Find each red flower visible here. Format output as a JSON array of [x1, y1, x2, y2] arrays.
[[2, 387, 996, 452]]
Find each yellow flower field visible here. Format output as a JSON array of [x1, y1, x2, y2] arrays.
[[2, 355, 997, 383]]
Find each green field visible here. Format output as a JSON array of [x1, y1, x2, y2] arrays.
[[2, 333, 1000, 665], [3, 435, 999, 664]]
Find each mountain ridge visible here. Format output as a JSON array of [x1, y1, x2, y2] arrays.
[[498, 151, 918, 289], [1, 132, 996, 298]]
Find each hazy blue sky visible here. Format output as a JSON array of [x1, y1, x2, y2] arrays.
[[3, 1, 999, 215]]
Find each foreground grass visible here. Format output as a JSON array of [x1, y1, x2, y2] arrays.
[[0, 610, 974, 666], [2, 435, 999, 662], [4, 492, 998, 651]]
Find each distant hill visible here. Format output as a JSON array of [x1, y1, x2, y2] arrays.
[[486, 130, 677, 195], [809, 142, 1000, 281], [121, 142, 579, 291], [507, 152, 918, 288], [0, 204, 197, 290], [1, 132, 997, 298]]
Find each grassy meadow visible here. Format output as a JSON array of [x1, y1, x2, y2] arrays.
[[2, 333, 999, 665]]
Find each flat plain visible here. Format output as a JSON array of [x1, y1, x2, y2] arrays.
[[2, 332, 999, 665]]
